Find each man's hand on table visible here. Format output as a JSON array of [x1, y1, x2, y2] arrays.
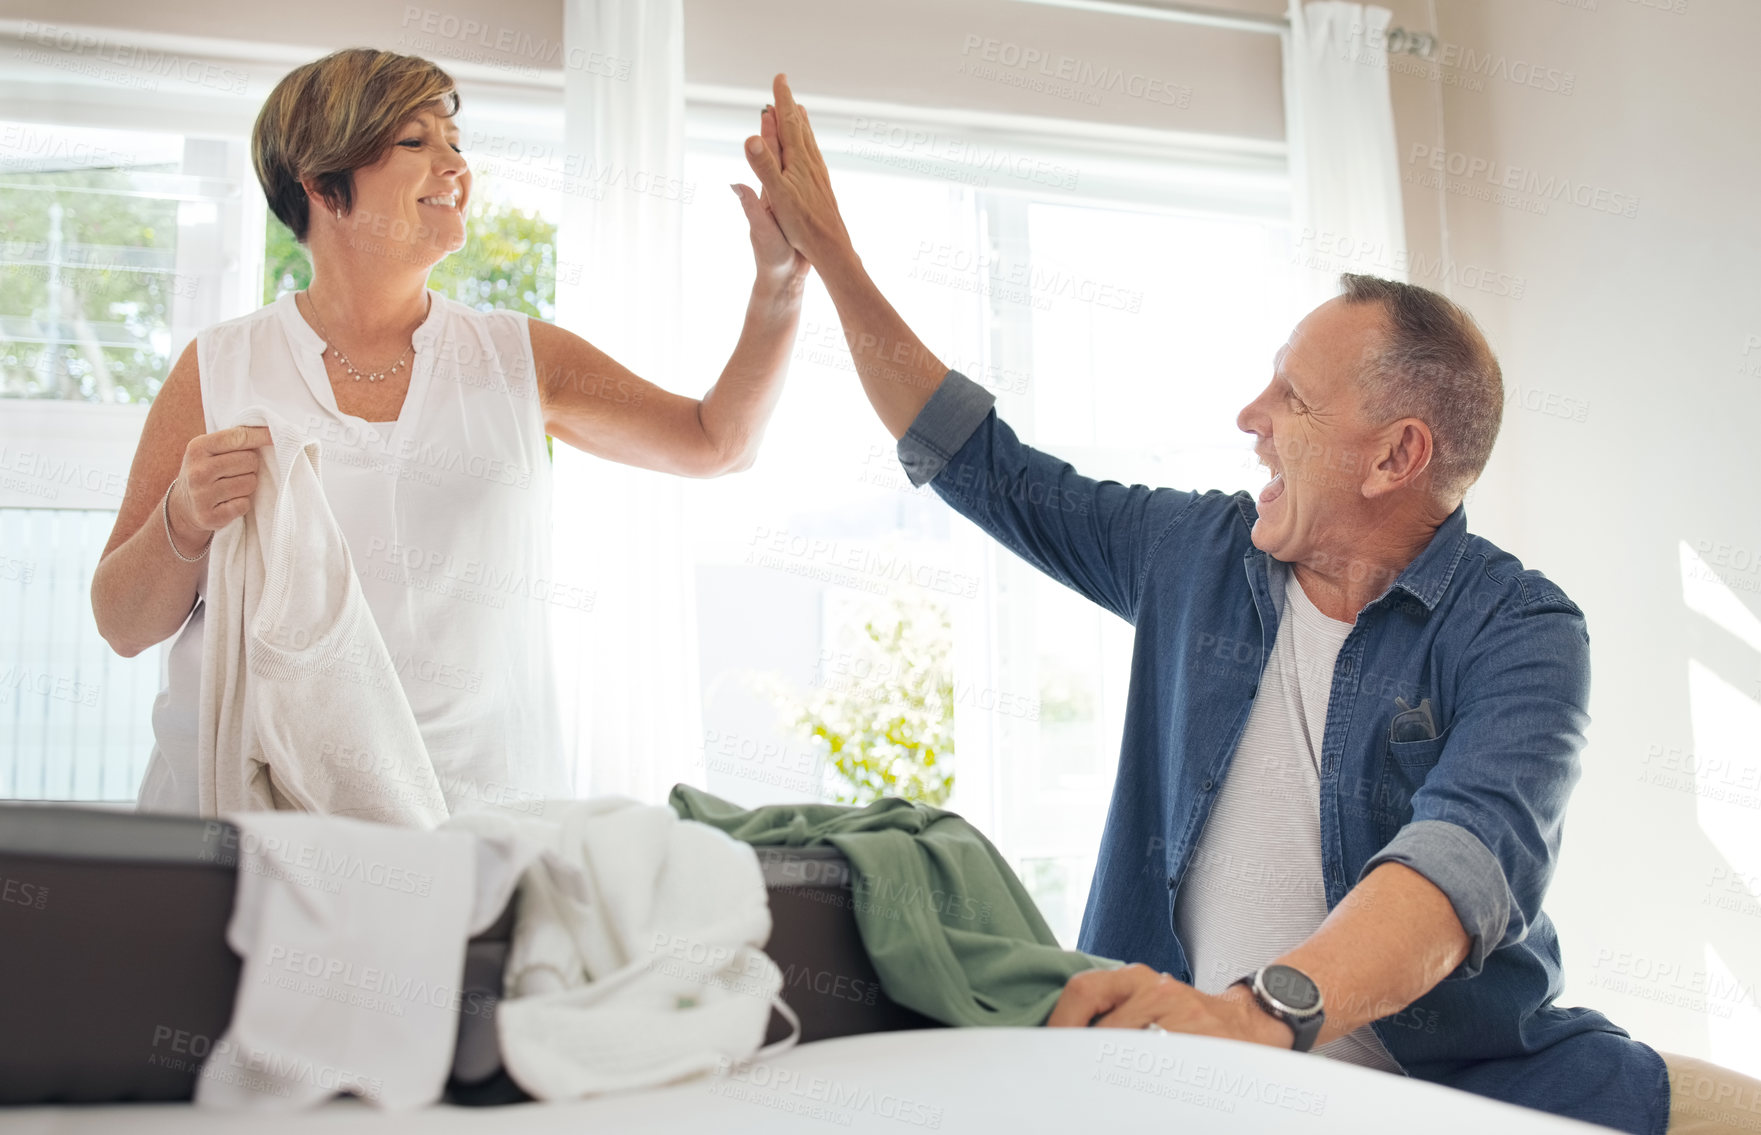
[[1047, 964, 1296, 1049]]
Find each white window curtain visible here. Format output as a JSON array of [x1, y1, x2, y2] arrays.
[[551, 0, 703, 803], [1283, 0, 1407, 298]]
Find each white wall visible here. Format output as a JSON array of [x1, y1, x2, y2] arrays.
[[1391, 0, 1761, 1073]]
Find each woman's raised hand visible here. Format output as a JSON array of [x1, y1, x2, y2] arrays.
[[731, 180, 808, 289], [167, 426, 274, 552]]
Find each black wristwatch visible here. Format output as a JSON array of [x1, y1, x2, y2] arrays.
[[1231, 964, 1326, 1053]]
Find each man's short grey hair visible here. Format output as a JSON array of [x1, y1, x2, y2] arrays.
[[1338, 273, 1503, 501]]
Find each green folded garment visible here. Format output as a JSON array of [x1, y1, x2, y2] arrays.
[[669, 785, 1117, 1028]]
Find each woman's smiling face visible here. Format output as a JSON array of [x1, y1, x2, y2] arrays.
[[343, 104, 470, 263]]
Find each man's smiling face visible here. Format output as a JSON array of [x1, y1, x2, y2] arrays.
[[1235, 296, 1391, 565]]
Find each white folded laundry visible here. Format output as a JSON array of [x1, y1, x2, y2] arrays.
[[448, 799, 791, 1100], [196, 812, 533, 1111]]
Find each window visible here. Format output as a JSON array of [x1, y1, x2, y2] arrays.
[[1, 101, 1302, 953], [0, 120, 257, 800], [985, 196, 1304, 942], [677, 111, 1303, 945]]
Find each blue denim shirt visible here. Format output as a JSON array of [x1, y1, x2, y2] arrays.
[[898, 372, 1669, 1133]]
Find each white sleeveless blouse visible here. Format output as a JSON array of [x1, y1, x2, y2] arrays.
[[137, 289, 573, 817]]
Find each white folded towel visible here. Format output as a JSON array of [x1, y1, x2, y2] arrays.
[[197, 407, 447, 826], [196, 813, 533, 1110], [448, 799, 790, 1100]]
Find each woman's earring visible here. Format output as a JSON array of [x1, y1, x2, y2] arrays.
[[334, 208, 342, 220]]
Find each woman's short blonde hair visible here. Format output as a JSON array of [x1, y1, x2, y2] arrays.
[[252, 48, 459, 243]]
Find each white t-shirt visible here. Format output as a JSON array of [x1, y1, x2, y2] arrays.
[[138, 290, 572, 818], [1173, 569, 1401, 1073]]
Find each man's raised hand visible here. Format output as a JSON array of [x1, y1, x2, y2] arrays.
[[742, 74, 854, 276], [740, 71, 948, 437]]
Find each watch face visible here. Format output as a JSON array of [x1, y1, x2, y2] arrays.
[[1261, 965, 1321, 1013]]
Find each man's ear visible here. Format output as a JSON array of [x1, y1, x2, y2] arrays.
[[1363, 418, 1434, 500]]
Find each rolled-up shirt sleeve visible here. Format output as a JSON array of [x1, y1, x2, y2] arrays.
[[894, 370, 1202, 626], [1359, 595, 1591, 981], [1362, 820, 1512, 979], [898, 370, 997, 488]]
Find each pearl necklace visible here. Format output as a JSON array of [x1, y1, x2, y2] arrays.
[[300, 290, 431, 382]]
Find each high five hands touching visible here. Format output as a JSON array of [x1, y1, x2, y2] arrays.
[[728, 76, 818, 289], [730, 178, 808, 289], [735, 73, 948, 439], [732, 180, 809, 288], [740, 74, 856, 279]]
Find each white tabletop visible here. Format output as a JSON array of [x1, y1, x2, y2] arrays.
[[0, 1028, 1604, 1134]]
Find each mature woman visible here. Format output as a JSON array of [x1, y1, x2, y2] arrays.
[[90, 48, 807, 815]]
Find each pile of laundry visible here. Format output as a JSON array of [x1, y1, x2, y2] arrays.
[[202, 790, 1114, 1112], [186, 408, 1113, 1112]]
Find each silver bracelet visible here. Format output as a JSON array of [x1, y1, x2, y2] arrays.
[[161, 478, 212, 563]]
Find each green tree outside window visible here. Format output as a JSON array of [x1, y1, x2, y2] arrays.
[[264, 199, 558, 318], [769, 590, 956, 807]]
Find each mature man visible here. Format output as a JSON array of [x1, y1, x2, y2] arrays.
[[739, 75, 1761, 1133]]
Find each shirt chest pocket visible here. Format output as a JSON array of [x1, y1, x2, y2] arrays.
[[1368, 726, 1452, 843]]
